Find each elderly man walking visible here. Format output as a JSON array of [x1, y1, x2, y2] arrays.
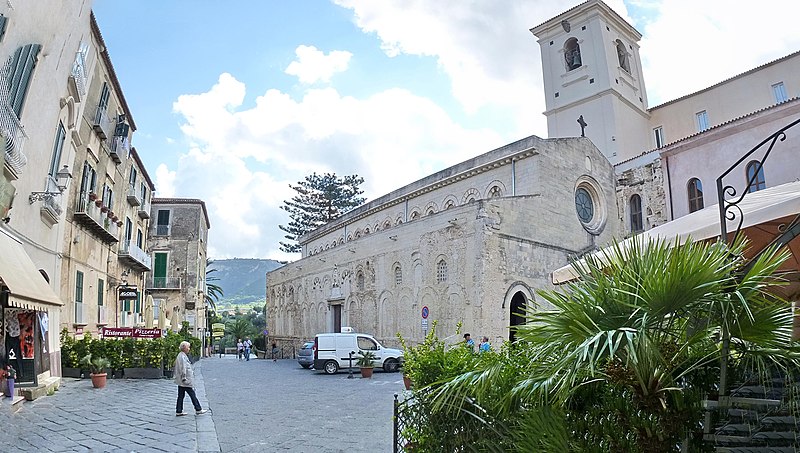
[[173, 341, 208, 416]]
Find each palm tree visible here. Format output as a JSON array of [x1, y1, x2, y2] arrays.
[[205, 259, 224, 311], [227, 316, 255, 344], [430, 236, 799, 452]]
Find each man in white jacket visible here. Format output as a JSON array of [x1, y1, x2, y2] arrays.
[[173, 341, 208, 416]]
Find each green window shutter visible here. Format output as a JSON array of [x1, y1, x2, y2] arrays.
[[154, 252, 167, 279], [7, 43, 41, 118], [157, 209, 170, 226], [0, 15, 7, 42], [97, 279, 104, 306], [134, 291, 141, 313], [75, 271, 84, 303], [49, 122, 66, 176]]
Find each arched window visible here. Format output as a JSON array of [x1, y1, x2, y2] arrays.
[[629, 194, 643, 233], [688, 178, 704, 213], [409, 211, 420, 221], [357, 272, 365, 291], [564, 38, 582, 71], [488, 186, 502, 198], [444, 200, 455, 210], [394, 266, 402, 286], [746, 161, 766, 192], [436, 260, 448, 284], [615, 40, 630, 72]]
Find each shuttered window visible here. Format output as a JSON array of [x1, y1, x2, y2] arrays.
[[0, 15, 7, 42], [6, 44, 42, 118]]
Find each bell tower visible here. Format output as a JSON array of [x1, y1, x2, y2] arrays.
[[531, 0, 651, 164]]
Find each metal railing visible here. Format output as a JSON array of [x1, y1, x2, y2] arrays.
[[92, 106, 114, 139], [126, 183, 141, 206], [149, 276, 181, 289], [111, 135, 130, 160], [119, 240, 151, 270], [138, 199, 151, 219], [98, 305, 108, 325], [156, 224, 170, 236], [0, 102, 28, 177]]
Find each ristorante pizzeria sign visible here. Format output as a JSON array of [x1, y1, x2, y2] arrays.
[[101, 327, 162, 339]]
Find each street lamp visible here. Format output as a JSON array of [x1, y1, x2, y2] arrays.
[[29, 165, 73, 203]]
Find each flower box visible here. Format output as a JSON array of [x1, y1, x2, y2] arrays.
[[101, 206, 108, 213]]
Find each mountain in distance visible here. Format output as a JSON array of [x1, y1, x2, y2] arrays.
[[209, 258, 285, 308]]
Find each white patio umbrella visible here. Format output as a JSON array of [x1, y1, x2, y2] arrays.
[[143, 294, 154, 329], [170, 306, 180, 332], [157, 301, 166, 331]]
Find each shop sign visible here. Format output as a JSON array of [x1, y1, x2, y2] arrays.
[[118, 286, 138, 300], [102, 327, 162, 339], [211, 323, 225, 332]]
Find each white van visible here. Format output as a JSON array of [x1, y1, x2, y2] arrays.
[[313, 328, 403, 375]]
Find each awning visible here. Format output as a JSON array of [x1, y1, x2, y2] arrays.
[[0, 230, 63, 310], [552, 180, 800, 284]]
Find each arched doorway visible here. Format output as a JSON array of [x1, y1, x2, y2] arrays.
[[509, 292, 526, 343]]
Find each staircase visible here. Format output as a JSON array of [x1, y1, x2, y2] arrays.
[[705, 375, 800, 452]]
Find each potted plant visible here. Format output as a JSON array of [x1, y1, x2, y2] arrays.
[[100, 206, 108, 213], [356, 350, 377, 378], [117, 221, 123, 227], [4, 365, 16, 397], [80, 353, 110, 389], [88, 192, 97, 201]]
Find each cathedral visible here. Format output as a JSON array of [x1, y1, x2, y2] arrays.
[[266, 0, 800, 348]]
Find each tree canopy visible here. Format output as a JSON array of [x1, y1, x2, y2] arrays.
[[279, 172, 365, 253]]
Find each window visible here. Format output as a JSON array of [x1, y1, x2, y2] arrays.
[[357, 272, 365, 291], [629, 194, 643, 233], [357, 336, 378, 350], [6, 44, 42, 118], [564, 37, 582, 71], [575, 188, 594, 223], [436, 260, 448, 284], [97, 279, 104, 306], [394, 266, 402, 286], [615, 39, 630, 72], [772, 82, 788, 104], [653, 127, 664, 149], [94, 82, 110, 124], [49, 122, 66, 177], [101, 184, 113, 211], [75, 270, 84, 324], [156, 209, 170, 235], [746, 161, 766, 192], [79, 161, 97, 200], [153, 252, 168, 287], [125, 217, 132, 244], [688, 178, 704, 213], [696, 111, 709, 132], [136, 229, 143, 248], [129, 167, 137, 187], [140, 182, 147, 203], [488, 186, 502, 198]]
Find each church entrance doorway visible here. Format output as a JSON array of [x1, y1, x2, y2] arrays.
[[332, 305, 342, 333], [509, 292, 526, 342]]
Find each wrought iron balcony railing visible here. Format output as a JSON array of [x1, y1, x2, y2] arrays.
[[68, 50, 88, 102], [118, 240, 151, 271]]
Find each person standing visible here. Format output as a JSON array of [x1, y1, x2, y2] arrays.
[[173, 341, 208, 416], [243, 337, 253, 361], [236, 339, 243, 361], [479, 336, 491, 353], [463, 333, 475, 352], [271, 342, 279, 362]]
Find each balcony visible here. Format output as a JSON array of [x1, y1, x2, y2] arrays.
[[67, 51, 88, 103], [73, 193, 119, 244], [97, 305, 109, 326], [91, 106, 114, 140], [155, 224, 170, 236], [0, 101, 28, 179], [118, 240, 151, 272], [147, 276, 181, 291], [126, 183, 141, 206], [138, 199, 151, 219], [109, 136, 129, 164]]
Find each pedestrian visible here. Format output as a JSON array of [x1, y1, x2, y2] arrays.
[[463, 333, 475, 352], [236, 338, 243, 361], [243, 337, 253, 361], [271, 342, 278, 362], [479, 336, 491, 353], [173, 341, 208, 416]]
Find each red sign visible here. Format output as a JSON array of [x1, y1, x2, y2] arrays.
[[102, 327, 162, 339]]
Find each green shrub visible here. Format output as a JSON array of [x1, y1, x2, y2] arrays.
[[60, 328, 80, 368]]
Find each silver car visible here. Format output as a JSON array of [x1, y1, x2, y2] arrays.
[[297, 341, 314, 369]]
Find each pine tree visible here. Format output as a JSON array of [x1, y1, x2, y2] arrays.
[[279, 172, 365, 253]]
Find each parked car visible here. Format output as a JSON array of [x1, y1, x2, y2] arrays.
[[297, 341, 314, 369], [313, 328, 403, 375]]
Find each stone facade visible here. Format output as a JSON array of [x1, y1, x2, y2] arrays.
[[267, 136, 621, 348], [146, 199, 210, 339]]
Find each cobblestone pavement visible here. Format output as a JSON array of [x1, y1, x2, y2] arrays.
[[0, 355, 403, 452], [204, 354, 400, 452]]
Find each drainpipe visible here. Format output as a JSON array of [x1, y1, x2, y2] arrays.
[[511, 159, 516, 196], [664, 155, 674, 221]]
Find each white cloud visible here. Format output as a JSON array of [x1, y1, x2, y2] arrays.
[[154, 164, 176, 198], [285, 45, 353, 85]]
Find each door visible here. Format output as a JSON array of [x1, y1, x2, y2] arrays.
[[332, 305, 342, 333], [153, 252, 168, 287]]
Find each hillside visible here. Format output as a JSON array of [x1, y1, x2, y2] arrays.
[[209, 258, 285, 307]]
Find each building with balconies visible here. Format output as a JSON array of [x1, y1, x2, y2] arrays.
[[59, 13, 155, 338], [146, 198, 210, 340], [0, 1, 94, 389]]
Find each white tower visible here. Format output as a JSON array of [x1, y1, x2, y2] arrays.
[[531, 0, 651, 164]]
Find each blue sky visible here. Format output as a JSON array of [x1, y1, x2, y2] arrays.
[[91, 0, 800, 261]]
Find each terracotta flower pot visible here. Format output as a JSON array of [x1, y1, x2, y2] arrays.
[[403, 375, 412, 390], [88, 193, 97, 201], [90, 373, 107, 389], [360, 367, 374, 379], [101, 206, 108, 213], [95, 200, 103, 207]]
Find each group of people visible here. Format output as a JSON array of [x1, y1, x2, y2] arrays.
[[236, 338, 253, 361], [463, 333, 491, 353]]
